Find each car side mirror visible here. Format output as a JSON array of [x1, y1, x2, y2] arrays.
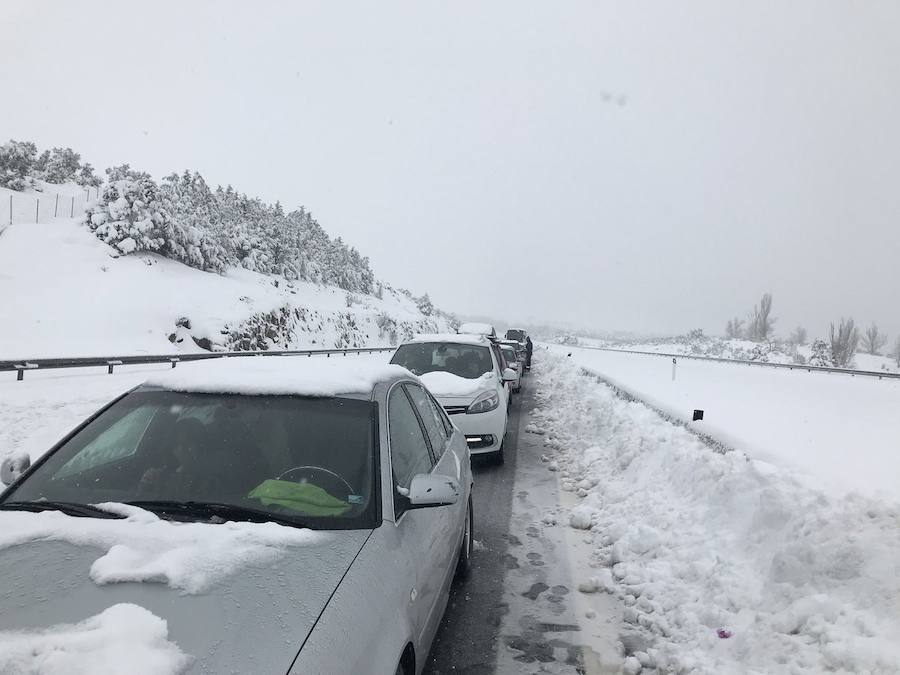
[[1, 454, 31, 486], [501, 368, 517, 382], [406, 473, 460, 509], [508, 362, 519, 371]]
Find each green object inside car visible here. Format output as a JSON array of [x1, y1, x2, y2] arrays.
[[248, 479, 351, 516]]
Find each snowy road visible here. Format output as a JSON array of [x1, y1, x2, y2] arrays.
[[426, 374, 621, 674]]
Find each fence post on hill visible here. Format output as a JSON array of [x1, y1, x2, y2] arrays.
[[35, 199, 39, 223], [54, 194, 59, 218], [7, 195, 11, 225], [70, 196, 74, 218], [672, 357, 677, 381]]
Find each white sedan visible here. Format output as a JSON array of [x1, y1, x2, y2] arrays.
[[390, 333, 517, 463], [0, 358, 473, 674]]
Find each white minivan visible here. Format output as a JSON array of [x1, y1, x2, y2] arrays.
[[391, 333, 516, 463]]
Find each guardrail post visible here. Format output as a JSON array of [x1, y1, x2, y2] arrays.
[[106, 360, 122, 375], [170, 358, 179, 369], [13, 363, 37, 381]]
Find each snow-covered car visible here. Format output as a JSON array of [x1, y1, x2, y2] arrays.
[[390, 334, 517, 463], [498, 342, 522, 393], [504, 328, 528, 347], [0, 358, 473, 675], [456, 322, 496, 338]]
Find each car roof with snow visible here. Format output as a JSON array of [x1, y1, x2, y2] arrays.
[[142, 356, 415, 397], [402, 333, 492, 347], [456, 322, 495, 336]]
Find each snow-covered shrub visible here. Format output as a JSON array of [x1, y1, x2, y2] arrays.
[[416, 293, 434, 316], [375, 311, 399, 344], [808, 339, 831, 367], [39, 147, 81, 184], [0, 140, 38, 190], [829, 318, 859, 368], [84, 167, 167, 255]]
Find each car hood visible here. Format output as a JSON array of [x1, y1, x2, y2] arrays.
[[419, 372, 495, 404], [0, 525, 371, 673]]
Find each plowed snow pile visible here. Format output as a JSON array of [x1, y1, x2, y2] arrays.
[[530, 351, 900, 674]]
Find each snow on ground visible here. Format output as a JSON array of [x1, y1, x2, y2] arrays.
[[0, 603, 189, 675], [546, 344, 900, 503], [575, 336, 899, 374], [0, 505, 319, 593], [0, 353, 390, 466], [530, 350, 900, 674], [0, 217, 445, 359]]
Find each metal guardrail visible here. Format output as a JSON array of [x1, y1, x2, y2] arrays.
[[573, 345, 900, 381], [1, 346, 397, 381]]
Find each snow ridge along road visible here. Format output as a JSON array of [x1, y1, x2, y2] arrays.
[[548, 343, 900, 503], [529, 350, 900, 674]]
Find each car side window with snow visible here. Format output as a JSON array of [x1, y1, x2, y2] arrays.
[[387, 386, 434, 498]]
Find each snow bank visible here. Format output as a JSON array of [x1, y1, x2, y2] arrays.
[[531, 350, 900, 674], [0, 506, 319, 593], [146, 356, 410, 396], [0, 603, 189, 675], [419, 371, 492, 397], [549, 344, 900, 502]]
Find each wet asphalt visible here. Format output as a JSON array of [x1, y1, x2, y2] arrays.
[[423, 376, 528, 675]]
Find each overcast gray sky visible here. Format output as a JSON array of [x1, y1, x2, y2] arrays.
[[3, 0, 899, 338]]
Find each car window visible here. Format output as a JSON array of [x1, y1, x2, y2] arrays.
[[404, 383, 448, 458], [388, 386, 434, 490], [427, 390, 455, 438]]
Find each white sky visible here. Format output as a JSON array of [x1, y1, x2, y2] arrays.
[[3, 0, 899, 338]]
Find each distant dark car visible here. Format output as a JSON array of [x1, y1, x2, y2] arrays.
[[505, 329, 527, 345]]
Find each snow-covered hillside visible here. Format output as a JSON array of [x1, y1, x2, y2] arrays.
[[0, 215, 450, 360]]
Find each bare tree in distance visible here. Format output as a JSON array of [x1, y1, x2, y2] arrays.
[[829, 318, 860, 368], [860, 323, 887, 355], [789, 325, 808, 345], [747, 293, 775, 342], [725, 317, 745, 339]]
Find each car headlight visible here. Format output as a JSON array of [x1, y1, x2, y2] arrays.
[[467, 391, 500, 414]]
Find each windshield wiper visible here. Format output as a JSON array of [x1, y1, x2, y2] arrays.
[[125, 500, 308, 528], [0, 501, 126, 519]]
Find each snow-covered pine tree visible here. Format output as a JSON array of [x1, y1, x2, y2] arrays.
[[84, 166, 168, 255], [0, 140, 38, 190]]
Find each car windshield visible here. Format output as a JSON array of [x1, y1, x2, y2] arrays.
[[501, 347, 516, 363], [1, 390, 378, 529], [391, 342, 494, 379]]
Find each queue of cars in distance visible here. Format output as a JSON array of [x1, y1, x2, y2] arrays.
[[0, 358, 473, 675]]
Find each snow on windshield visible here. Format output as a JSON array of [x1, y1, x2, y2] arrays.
[[0, 603, 189, 675], [0, 505, 320, 594]]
